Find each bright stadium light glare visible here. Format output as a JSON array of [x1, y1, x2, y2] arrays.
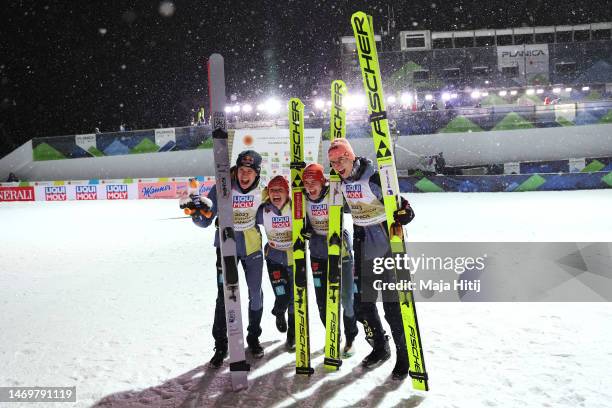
[[526, 89, 535, 95], [552, 88, 561, 94], [510, 90, 518, 96], [355, 93, 367, 107], [345, 93, 366, 109], [314, 99, 325, 110], [441, 92, 451, 101], [499, 90, 507, 96], [451, 93, 458, 99], [481, 91, 489, 97], [565, 87, 572, 92], [344, 93, 357, 109], [326, 100, 332, 107], [224, 106, 232, 113], [425, 94, 433, 101], [232, 104, 241, 113], [387, 95, 397, 104], [256, 103, 265, 111], [400, 92, 412, 105], [536, 89, 544, 94], [582, 86, 590, 91], [242, 104, 253, 113], [265, 98, 281, 114], [470, 90, 481, 99]]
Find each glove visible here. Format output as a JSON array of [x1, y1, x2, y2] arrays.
[[393, 198, 415, 225], [179, 194, 213, 218]]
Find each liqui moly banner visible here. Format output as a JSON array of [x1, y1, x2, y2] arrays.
[[75, 185, 98, 200]]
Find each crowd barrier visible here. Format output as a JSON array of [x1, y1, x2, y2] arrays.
[[29, 101, 612, 163], [0, 177, 215, 202], [400, 171, 612, 193], [2, 171, 611, 202]]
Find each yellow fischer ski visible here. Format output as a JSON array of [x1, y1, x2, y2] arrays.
[[351, 11, 429, 391], [289, 98, 314, 375], [323, 80, 347, 371]]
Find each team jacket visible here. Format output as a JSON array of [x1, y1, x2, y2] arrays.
[[305, 184, 353, 260], [341, 157, 413, 260], [256, 199, 293, 266], [192, 178, 263, 258]]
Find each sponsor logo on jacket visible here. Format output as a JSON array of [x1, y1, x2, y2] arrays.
[[345, 184, 363, 199], [76, 185, 97, 200], [106, 184, 128, 200], [272, 215, 290, 228], [310, 203, 328, 216], [233, 195, 254, 208], [45, 186, 67, 201]]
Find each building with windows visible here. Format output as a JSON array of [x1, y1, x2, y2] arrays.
[[340, 22, 612, 102]]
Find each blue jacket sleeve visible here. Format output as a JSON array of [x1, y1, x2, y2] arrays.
[[255, 203, 264, 226], [191, 185, 217, 228]]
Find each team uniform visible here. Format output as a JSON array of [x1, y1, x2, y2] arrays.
[[304, 183, 358, 353], [329, 139, 415, 380], [255, 187, 295, 350], [188, 150, 266, 366]]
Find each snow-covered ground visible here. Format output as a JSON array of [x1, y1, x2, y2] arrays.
[[1, 190, 611, 408]]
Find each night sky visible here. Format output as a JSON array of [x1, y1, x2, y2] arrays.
[[1, 0, 609, 156]]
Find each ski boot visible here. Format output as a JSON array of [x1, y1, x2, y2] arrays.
[[209, 345, 228, 368], [361, 335, 390, 368], [247, 308, 264, 359], [342, 314, 358, 358], [285, 312, 296, 352], [391, 343, 409, 380], [275, 312, 287, 333]]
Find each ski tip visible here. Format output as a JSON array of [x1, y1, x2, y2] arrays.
[[288, 97, 304, 110], [209, 53, 223, 63], [351, 11, 368, 22]]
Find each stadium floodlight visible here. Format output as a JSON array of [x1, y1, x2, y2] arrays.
[[265, 98, 281, 114], [314, 99, 325, 110], [565, 87, 572, 92], [582, 86, 590, 91], [256, 103, 265, 111], [344, 93, 357, 109], [326, 100, 332, 107], [470, 90, 481, 99], [552, 88, 561, 94], [425, 94, 433, 101], [536, 89, 544, 94], [387, 95, 397, 104], [232, 104, 241, 113], [400, 92, 412, 105], [499, 90, 507, 96], [224, 106, 232, 113], [481, 91, 489, 97], [441, 92, 451, 101], [510, 90, 518, 96], [242, 104, 253, 113], [345, 93, 366, 109], [451, 93, 458, 99], [526, 89, 535, 95]]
